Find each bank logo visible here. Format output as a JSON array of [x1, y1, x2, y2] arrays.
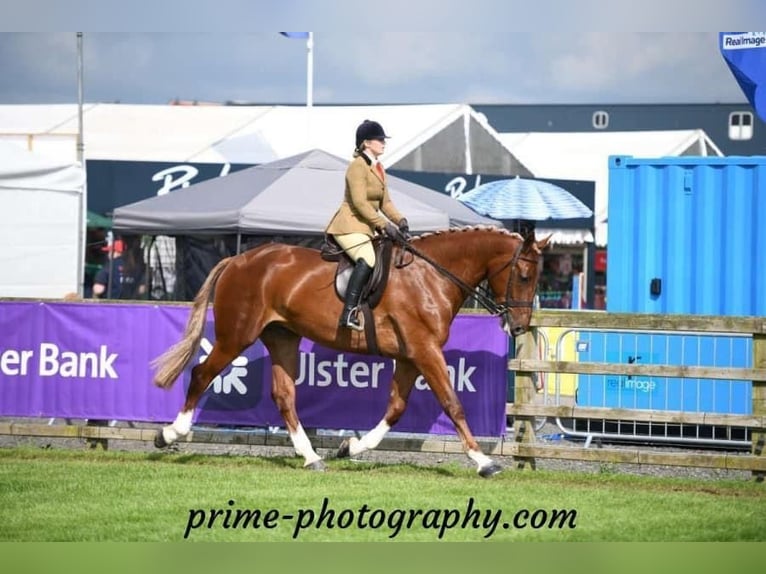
[[199, 338, 248, 395]]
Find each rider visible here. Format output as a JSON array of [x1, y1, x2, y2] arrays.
[[326, 119, 411, 331]]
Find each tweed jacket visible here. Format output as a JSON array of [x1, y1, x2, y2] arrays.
[[325, 153, 404, 237]]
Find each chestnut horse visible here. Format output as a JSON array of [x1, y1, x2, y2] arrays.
[[152, 226, 549, 477]]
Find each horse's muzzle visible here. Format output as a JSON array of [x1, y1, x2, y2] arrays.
[[501, 314, 527, 337]]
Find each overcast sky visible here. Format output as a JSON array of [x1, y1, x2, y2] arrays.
[[0, 2, 763, 106]]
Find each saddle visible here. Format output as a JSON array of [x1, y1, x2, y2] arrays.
[[320, 234, 393, 308], [321, 235, 394, 355]]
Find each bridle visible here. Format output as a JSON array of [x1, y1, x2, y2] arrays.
[[396, 238, 539, 317], [485, 242, 540, 313]]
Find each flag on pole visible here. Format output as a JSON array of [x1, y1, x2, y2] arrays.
[[280, 32, 310, 39], [719, 32, 766, 123]]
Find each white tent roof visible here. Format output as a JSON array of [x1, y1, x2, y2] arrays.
[[0, 103, 504, 169], [0, 103, 272, 163], [0, 140, 85, 192], [498, 129, 724, 246]]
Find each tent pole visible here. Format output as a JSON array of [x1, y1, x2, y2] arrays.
[[463, 108, 472, 175], [236, 233, 242, 254], [143, 236, 153, 299], [306, 32, 313, 147], [106, 251, 114, 299]]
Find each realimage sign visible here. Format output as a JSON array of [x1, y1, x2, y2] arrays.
[[720, 32, 766, 122]]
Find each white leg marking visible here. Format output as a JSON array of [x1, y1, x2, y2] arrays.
[[468, 449, 493, 470], [349, 420, 391, 456], [161, 426, 178, 445], [162, 410, 193, 445], [173, 410, 194, 435], [290, 424, 322, 466]]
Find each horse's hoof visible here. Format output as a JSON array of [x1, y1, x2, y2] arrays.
[[478, 463, 503, 478], [154, 431, 167, 449], [336, 438, 351, 459], [305, 460, 326, 472]]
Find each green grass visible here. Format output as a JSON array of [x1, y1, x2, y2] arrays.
[[0, 446, 764, 542]]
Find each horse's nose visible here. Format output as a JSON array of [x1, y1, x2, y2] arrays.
[[511, 325, 526, 337]]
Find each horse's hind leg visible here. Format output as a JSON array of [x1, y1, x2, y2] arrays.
[[337, 358, 419, 459], [261, 325, 324, 470], [156, 340, 248, 448]]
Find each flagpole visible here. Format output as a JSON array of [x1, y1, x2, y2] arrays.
[[280, 32, 314, 147], [306, 32, 313, 147], [306, 33, 313, 108], [76, 32, 86, 297]]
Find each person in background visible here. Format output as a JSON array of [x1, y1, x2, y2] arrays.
[[92, 239, 146, 300], [325, 119, 410, 331]]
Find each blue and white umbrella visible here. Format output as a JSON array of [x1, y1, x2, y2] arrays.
[[457, 176, 593, 221]]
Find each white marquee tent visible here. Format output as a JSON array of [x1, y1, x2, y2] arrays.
[[0, 103, 529, 175], [0, 141, 86, 298]]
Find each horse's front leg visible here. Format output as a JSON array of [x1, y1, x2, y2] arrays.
[[262, 326, 324, 470], [337, 358, 419, 458], [414, 347, 502, 478]]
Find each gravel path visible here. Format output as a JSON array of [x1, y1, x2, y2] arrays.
[[1, 419, 756, 482]]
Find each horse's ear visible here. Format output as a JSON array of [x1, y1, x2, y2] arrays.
[[536, 234, 552, 251]]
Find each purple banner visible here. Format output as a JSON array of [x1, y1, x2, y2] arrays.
[[0, 302, 509, 436]]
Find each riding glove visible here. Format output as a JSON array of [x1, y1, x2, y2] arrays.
[[398, 218, 412, 241], [381, 221, 407, 243]]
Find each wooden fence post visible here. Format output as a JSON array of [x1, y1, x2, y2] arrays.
[[753, 334, 766, 482], [512, 329, 538, 470]]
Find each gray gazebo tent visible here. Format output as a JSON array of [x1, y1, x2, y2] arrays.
[[113, 149, 498, 241], [113, 149, 498, 299]]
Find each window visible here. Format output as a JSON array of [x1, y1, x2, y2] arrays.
[[729, 112, 754, 140], [592, 110, 609, 129]]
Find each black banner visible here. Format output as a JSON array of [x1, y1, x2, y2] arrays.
[[86, 160, 253, 215]]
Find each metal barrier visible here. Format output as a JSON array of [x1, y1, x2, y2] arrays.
[[549, 327, 752, 448], [506, 310, 766, 475]]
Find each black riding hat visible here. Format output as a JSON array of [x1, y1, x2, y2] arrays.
[[355, 119, 389, 148]]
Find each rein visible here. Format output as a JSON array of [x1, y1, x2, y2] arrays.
[[396, 238, 533, 316]]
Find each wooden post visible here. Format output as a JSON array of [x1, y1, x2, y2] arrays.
[[753, 334, 766, 482], [512, 329, 538, 470], [85, 418, 109, 450]]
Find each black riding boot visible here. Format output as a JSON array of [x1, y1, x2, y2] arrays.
[[338, 259, 373, 331]]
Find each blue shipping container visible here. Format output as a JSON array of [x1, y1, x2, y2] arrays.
[[576, 156, 765, 415], [606, 155, 766, 315]]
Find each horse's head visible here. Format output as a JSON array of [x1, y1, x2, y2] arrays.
[[487, 232, 551, 337]]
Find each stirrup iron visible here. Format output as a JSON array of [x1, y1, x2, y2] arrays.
[[344, 306, 364, 332]]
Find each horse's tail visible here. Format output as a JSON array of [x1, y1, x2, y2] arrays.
[[152, 257, 234, 389]]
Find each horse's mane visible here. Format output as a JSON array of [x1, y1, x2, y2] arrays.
[[412, 225, 524, 242]]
